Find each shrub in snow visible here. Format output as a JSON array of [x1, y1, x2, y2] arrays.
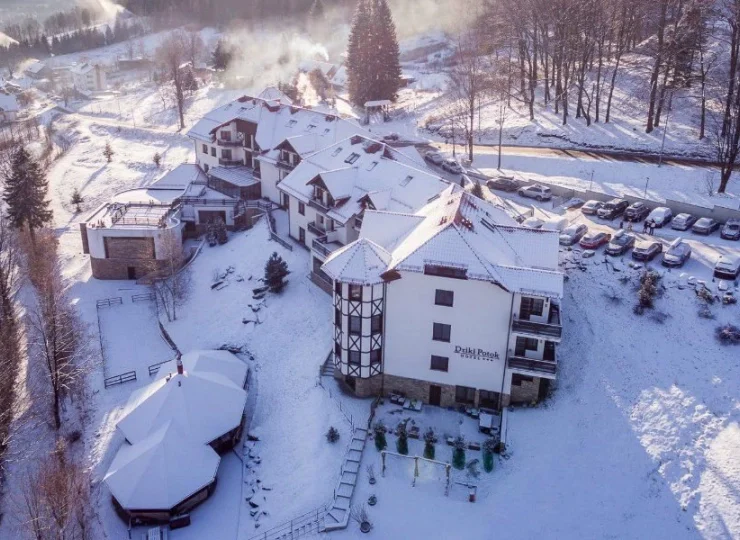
[[396, 422, 408, 455], [206, 222, 218, 246], [634, 270, 660, 314], [326, 426, 340, 443], [70, 188, 84, 213], [423, 428, 435, 460], [482, 438, 497, 473], [373, 422, 387, 451], [215, 218, 228, 245], [696, 286, 715, 305], [264, 252, 290, 293], [698, 306, 715, 319], [366, 465, 376, 484], [351, 504, 371, 530], [103, 141, 114, 163], [153, 152, 162, 168], [471, 181, 484, 198], [466, 458, 480, 479], [716, 323, 740, 345], [452, 436, 466, 470]]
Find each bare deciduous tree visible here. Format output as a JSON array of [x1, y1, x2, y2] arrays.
[[148, 229, 191, 322], [156, 30, 190, 129]]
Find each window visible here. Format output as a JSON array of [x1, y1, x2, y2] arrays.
[[520, 297, 544, 318], [435, 289, 454, 307], [306, 124, 316, 131], [367, 161, 378, 171], [211, 147, 216, 157], [331, 147, 343, 157], [335, 308, 341, 327], [511, 374, 534, 386], [349, 284, 362, 301], [221, 149, 232, 160], [430, 355, 449, 372], [286, 119, 297, 127], [348, 351, 361, 366], [344, 152, 360, 164], [220, 131, 231, 141], [323, 128, 331, 135], [514, 337, 539, 356], [334, 281, 341, 295], [202, 144, 208, 154], [371, 315, 382, 334], [432, 323, 451, 342], [299, 227, 305, 244], [479, 390, 499, 408], [400, 175, 413, 186], [424, 264, 468, 280], [349, 316, 361, 335], [370, 349, 381, 365], [455, 385, 475, 404], [298, 202, 305, 216], [334, 341, 341, 357]]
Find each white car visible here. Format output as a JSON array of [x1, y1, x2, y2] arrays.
[[721, 218, 740, 240], [442, 159, 464, 174], [647, 207, 673, 227], [661, 237, 691, 267], [424, 151, 444, 166], [559, 223, 588, 245], [518, 184, 552, 201], [714, 256, 740, 280]]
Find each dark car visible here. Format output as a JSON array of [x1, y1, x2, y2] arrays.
[[692, 217, 721, 235], [597, 199, 629, 220], [670, 213, 697, 231], [632, 240, 663, 262], [625, 202, 650, 222], [605, 231, 636, 255], [581, 200, 604, 215], [721, 219, 740, 240], [579, 231, 612, 249], [487, 177, 519, 192]]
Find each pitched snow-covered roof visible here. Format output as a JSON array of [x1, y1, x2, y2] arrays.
[[258, 86, 293, 104], [156, 350, 248, 389], [149, 163, 208, 189], [325, 186, 563, 298], [187, 93, 367, 154], [299, 60, 338, 78], [0, 92, 18, 113], [116, 369, 247, 446], [322, 238, 391, 285], [70, 62, 95, 75], [104, 422, 220, 511], [209, 166, 260, 187], [277, 135, 449, 225], [24, 60, 47, 74]]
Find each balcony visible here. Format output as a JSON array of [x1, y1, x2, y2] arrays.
[[507, 355, 557, 376], [312, 237, 332, 258], [216, 138, 241, 147], [308, 198, 330, 213], [307, 221, 326, 237], [218, 158, 243, 167], [511, 304, 562, 339]]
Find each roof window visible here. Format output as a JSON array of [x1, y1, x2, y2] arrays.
[[400, 175, 413, 186], [331, 147, 343, 157], [367, 161, 378, 171], [286, 119, 297, 127], [345, 152, 360, 164]]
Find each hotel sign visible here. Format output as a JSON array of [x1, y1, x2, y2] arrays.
[[454, 346, 500, 361]]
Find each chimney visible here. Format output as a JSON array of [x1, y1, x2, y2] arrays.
[[176, 356, 184, 375]]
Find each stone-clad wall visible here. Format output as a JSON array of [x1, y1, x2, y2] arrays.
[[510, 377, 542, 404], [90, 257, 167, 280]]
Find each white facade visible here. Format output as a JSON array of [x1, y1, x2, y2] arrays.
[[72, 63, 107, 92]]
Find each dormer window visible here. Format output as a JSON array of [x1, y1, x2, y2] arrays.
[[344, 152, 360, 164], [307, 124, 316, 131], [331, 147, 343, 157]]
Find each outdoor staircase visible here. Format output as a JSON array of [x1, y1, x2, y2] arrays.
[[322, 426, 369, 532], [320, 353, 334, 377]]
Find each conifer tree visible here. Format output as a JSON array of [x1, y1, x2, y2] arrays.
[[346, 0, 373, 106], [70, 188, 84, 213], [103, 141, 114, 163], [471, 181, 484, 198], [264, 252, 289, 293], [3, 148, 52, 240], [215, 218, 228, 245], [212, 40, 231, 70], [372, 0, 402, 102]]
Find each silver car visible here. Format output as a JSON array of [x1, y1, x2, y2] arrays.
[[662, 238, 691, 267], [559, 223, 588, 245], [518, 184, 552, 201]]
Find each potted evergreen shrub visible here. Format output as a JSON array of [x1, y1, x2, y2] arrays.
[[373, 421, 387, 451], [423, 428, 435, 460], [482, 438, 496, 472], [396, 421, 408, 455], [452, 435, 466, 470]]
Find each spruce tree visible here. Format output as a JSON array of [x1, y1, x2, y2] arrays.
[[372, 0, 402, 102], [346, 0, 373, 106], [103, 142, 114, 163], [264, 252, 289, 293], [3, 147, 52, 238], [215, 218, 228, 245], [70, 188, 84, 213], [212, 40, 231, 70], [471, 181, 484, 198], [396, 422, 409, 455]]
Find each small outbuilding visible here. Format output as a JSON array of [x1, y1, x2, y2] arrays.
[[105, 422, 220, 525]]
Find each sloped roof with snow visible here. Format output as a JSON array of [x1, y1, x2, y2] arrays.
[[0, 92, 18, 113], [156, 350, 248, 389], [258, 86, 293, 104], [322, 238, 391, 285], [325, 186, 563, 297], [187, 94, 367, 155], [277, 135, 449, 225], [149, 163, 208, 189], [209, 165, 260, 187], [116, 369, 247, 446], [104, 422, 220, 511]]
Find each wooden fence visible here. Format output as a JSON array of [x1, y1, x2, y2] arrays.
[[96, 297, 123, 308], [104, 370, 137, 388]]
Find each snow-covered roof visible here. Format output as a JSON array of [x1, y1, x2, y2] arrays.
[[187, 93, 368, 155], [299, 60, 338, 78], [209, 166, 260, 187], [104, 422, 220, 511], [24, 61, 47, 74], [322, 238, 391, 285], [155, 350, 248, 389], [331, 66, 347, 87], [365, 100, 392, 108], [325, 186, 563, 297], [0, 92, 18, 113], [149, 164, 208, 189], [116, 369, 247, 446], [277, 135, 448, 225], [258, 86, 293, 105], [70, 63, 95, 75]]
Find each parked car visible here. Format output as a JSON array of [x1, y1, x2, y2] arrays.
[[631, 240, 663, 262], [605, 230, 636, 255], [424, 151, 444, 166], [670, 213, 698, 231], [581, 200, 604, 215], [661, 238, 691, 267], [579, 231, 611, 249], [487, 176, 519, 192], [625, 201, 650, 222], [442, 159, 464, 174], [713, 256, 740, 280], [517, 184, 553, 201], [559, 223, 588, 245], [692, 217, 721, 235], [647, 207, 673, 227], [721, 218, 740, 240], [597, 198, 629, 220]]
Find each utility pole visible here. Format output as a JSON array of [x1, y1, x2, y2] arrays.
[[497, 104, 504, 170], [658, 91, 673, 168]]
